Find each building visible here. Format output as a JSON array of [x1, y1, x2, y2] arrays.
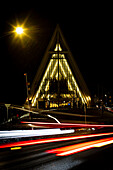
[[30, 25, 91, 109]]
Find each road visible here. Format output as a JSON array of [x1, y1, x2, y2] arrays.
[[1, 106, 113, 169], [1, 131, 113, 170]]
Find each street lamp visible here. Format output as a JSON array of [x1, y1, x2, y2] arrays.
[[24, 73, 29, 100], [24, 73, 31, 109], [10, 21, 31, 41], [15, 27, 24, 35]]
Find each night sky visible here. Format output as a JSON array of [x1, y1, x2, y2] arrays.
[[0, 2, 113, 105]]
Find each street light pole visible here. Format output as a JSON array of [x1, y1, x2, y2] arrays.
[[24, 73, 28, 99], [5, 104, 11, 121], [24, 73, 30, 109]]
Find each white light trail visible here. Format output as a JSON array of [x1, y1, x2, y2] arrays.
[[47, 114, 61, 124], [0, 129, 74, 139]]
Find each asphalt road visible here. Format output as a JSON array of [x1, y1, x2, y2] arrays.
[[1, 106, 113, 169], [1, 132, 113, 170]]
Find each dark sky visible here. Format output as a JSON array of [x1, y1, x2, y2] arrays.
[[0, 2, 113, 105]]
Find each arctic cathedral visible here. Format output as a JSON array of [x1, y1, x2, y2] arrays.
[[30, 25, 91, 109]]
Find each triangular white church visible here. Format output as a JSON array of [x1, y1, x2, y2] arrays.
[[30, 25, 91, 108]]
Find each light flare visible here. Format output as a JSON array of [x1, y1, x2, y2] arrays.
[[15, 27, 23, 34]]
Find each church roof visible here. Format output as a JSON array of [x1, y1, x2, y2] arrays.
[[30, 25, 91, 106]]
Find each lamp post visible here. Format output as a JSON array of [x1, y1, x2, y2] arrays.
[[13, 25, 30, 105], [5, 104, 11, 121], [24, 73, 30, 109], [24, 73, 31, 119]]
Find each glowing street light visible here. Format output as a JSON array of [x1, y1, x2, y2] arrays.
[[15, 27, 24, 35], [9, 20, 31, 41]]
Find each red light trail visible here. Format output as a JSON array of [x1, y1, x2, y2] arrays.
[[46, 137, 113, 156], [21, 121, 113, 128]]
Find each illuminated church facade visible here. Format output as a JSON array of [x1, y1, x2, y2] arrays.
[[30, 25, 91, 109]]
